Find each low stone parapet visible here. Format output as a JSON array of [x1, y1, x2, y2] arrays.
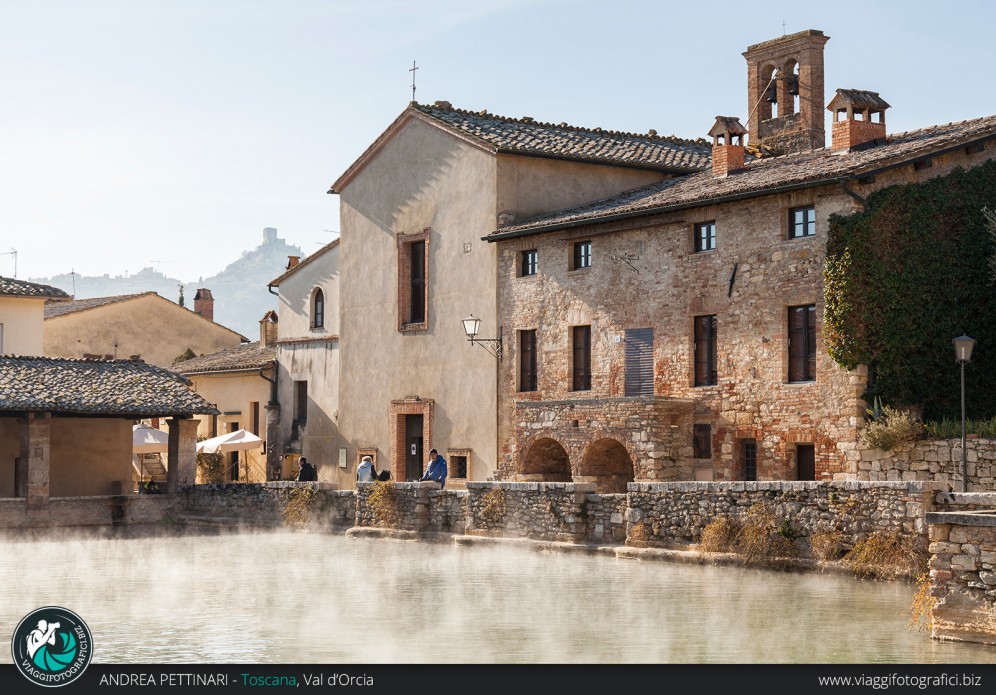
[[465, 481, 597, 541], [626, 480, 938, 547]]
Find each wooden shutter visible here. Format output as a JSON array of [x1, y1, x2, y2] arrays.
[[624, 328, 654, 396]]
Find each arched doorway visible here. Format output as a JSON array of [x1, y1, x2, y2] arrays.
[[519, 437, 571, 482], [579, 438, 633, 493]]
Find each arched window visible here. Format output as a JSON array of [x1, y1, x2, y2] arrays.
[[312, 288, 325, 329]]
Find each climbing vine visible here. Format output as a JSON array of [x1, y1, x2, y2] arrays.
[[824, 160, 996, 420]]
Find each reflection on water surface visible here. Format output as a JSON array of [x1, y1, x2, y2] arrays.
[[1, 529, 994, 664]]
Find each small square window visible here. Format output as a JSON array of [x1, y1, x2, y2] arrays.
[[694, 222, 716, 252], [789, 206, 816, 238], [572, 240, 591, 270], [520, 249, 538, 277]]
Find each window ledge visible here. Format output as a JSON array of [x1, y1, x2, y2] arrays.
[[399, 322, 428, 334]]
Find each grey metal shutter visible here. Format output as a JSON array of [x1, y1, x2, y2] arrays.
[[624, 328, 654, 396]]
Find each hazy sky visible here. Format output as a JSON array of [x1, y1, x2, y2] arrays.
[[3, 0, 995, 282]]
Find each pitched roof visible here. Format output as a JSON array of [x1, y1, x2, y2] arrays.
[[43, 291, 248, 340], [176, 342, 276, 375], [0, 277, 70, 299], [330, 101, 713, 193], [43, 292, 152, 318], [268, 238, 339, 287], [0, 356, 219, 417], [488, 114, 996, 239]]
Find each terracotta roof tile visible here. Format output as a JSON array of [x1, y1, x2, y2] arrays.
[[413, 102, 713, 172], [0, 277, 70, 299], [489, 114, 996, 238], [43, 293, 152, 318], [177, 342, 276, 374], [0, 356, 219, 417]]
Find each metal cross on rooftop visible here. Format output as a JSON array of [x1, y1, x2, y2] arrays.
[[409, 60, 418, 102]]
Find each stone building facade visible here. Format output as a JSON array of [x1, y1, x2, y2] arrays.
[[487, 31, 996, 490]]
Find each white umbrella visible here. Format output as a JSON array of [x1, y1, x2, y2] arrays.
[[133, 424, 170, 453], [197, 429, 264, 454]]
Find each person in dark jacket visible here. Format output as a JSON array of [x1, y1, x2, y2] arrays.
[[296, 457, 317, 481]]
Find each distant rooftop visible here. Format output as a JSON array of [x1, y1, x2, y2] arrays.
[[43, 292, 151, 319]]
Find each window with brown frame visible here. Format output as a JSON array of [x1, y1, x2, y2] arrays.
[[788, 304, 816, 382], [571, 325, 591, 391], [398, 230, 430, 330], [693, 315, 718, 386], [519, 330, 537, 392]]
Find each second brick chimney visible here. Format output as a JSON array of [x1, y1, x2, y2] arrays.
[[193, 288, 214, 322], [828, 89, 890, 152], [709, 116, 749, 177]]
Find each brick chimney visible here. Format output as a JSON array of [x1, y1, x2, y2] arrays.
[[259, 310, 278, 347], [193, 288, 214, 322], [708, 117, 748, 177], [828, 89, 890, 152], [286, 256, 300, 270]]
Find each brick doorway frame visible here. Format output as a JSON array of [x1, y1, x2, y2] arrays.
[[389, 398, 434, 482]]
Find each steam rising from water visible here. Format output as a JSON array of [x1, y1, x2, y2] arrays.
[[1, 529, 993, 664]]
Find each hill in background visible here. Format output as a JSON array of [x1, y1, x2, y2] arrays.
[[31, 228, 304, 340]]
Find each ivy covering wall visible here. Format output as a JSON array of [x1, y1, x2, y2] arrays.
[[824, 160, 996, 420]]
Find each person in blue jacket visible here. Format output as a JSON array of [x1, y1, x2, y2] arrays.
[[420, 449, 447, 489]]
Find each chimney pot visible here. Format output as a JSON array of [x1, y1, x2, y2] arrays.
[[708, 117, 748, 177], [259, 310, 278, 347], [828, 89, 890, 152], [286, 255, 300, 270]]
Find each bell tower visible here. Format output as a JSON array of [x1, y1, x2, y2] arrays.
[[743, 29, 829, 153]]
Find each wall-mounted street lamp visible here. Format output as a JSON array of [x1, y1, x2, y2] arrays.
[[463, 315, 503, 360], [953, 335, 976, 493]]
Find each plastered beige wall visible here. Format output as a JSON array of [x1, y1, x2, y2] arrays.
[[0, 296, 46, 356], [188, 373, 271, 481], [275, 342, 340, 482], [50, 418, 131, 496], [44, 293, 243, 368], [336, 118, 499, 484], [278, 244, 340, 338], [496, 154, 666, 222]]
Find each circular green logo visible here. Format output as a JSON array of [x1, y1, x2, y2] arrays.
[[11, 607, 92, 687]]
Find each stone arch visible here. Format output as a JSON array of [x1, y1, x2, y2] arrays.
[[578, 438, 634, 493], [760, 64, 777, 120], [781, 58, 800, 115], [519, 437, 571, 482]]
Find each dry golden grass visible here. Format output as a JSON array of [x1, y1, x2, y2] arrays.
[[367, 481, 401, 528], [907, 573, 935, 632], [735, 503, 798, 564], [699, 515, 739, 553], [809, 529, 847, 562], [843, 530, 928, 580]]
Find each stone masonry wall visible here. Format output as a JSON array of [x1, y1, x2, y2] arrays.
[[178, 482, 356, 528], [925, 508, 996, 645], [854, 438, 996, 492], [355, 482, 465, 534], [584, 492, 628, 543], [626, 481, 934, 547], [465, 482, 597, 542]]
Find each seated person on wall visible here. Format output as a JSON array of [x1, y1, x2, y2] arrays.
[[296, 457, 317, 482], [419, 449, 447, 489], [357, 456, 377, 483]]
